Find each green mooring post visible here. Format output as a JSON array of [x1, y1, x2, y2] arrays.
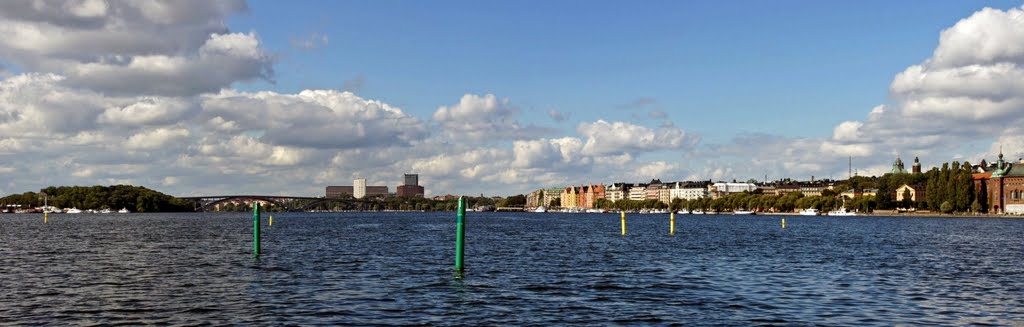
[[455, 196, 466, 274], [253, 202, 261, 257]]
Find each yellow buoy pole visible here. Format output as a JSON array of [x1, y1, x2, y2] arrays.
[[670, 211, 675, 235], [621, 211, 626, 235], [781, 218, 786, 229], [44, 212, 48, 224], [269, 215, 273, 226]]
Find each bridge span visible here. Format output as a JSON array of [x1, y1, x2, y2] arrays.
[[177, 195, 367, 212]]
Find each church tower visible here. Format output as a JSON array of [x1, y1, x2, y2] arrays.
[[912, 157, 922, 174]]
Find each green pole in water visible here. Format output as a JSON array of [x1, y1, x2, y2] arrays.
[[455, 196, 466, 274], [253, 202, 261, 257]]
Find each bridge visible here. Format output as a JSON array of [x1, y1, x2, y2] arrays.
[[177, 195, 369, 212]]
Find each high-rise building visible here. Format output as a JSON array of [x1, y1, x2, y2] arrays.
[[397, 173, 424, 197], [354, 178, 367, 199]]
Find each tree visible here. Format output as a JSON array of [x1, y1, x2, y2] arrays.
[[940, 201, 953, 214], [901, 189, 913, 209]]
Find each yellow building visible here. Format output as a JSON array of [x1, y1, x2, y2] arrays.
[[561, 186, 579, 208], [895, 184, 926, 202]]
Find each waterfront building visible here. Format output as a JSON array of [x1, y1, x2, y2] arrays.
[[977, 152, 1024, 214], [669, 181, 710, 201], [627, 184, 647, 201], [645, 179, 664, 201], [606, 183, 627, 202], [658, 183, 672, 204], [543, 187, 562, 207], [526, 190, 541, 208], [582, 184, 606, 209], [710, 182, 758, 199], [561, 186, 579, 208]]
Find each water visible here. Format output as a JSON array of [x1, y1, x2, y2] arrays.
[[2, 212, 1023, 325]]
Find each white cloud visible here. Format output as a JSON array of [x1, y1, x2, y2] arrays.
[[577, 120, 697, 156], [125, 127, 191, 150], [201, 89, 428, 149], [706, 5, 1024, 182], [99, 97, 196, 126], [0, 1, 266, 96], [433, 93, 552, 140]]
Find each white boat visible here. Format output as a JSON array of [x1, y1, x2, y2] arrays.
[[534, 206, 547, 213], [692, 210, 705, 215], [585, 208, 607, 213], [65, 207, 82, 214], [118, 207, 130, 213], [733, 210, 755, 215], [99, 208, 113, 214], [42, 206, 62, 214], [827, 208, 857, 216], [798, 208, 820, 216], [676, 210, 689, 214]]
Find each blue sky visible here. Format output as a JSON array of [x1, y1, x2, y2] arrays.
[[1, 1, 1023, 196], [232, 1, 1018, 141]]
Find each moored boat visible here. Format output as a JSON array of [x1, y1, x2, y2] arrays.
[[66, 207, 82, 214], [118, 207, 130, 213], [733, 210, 755, 215], [534, 206, 547, 213], [826, 208, 857, 216], [798, 208, 820, 216]]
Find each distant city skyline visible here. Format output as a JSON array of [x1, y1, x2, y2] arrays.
[[0, 1, 1023, 197]]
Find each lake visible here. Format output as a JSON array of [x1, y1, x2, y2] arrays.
[[1, 212, 1022, 325]]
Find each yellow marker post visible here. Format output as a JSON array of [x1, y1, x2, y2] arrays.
[[670, 212, 675, 235], [44, 212, 48, 224], [781, 218, 786, 229], [269, 215, 273, 226], [621, 211, 626, 235]]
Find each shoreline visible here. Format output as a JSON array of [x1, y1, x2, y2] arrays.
[[756, 210, 1024, 219]]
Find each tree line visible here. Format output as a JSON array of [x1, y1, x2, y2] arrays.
[[0, 185, 193, 212]]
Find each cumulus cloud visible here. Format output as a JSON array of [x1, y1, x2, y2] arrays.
[[577, 120, 698, 156], [0, 0, 269, 96], [125, 127, 191, 150], [201, 89, 428, 149], [433, 93, 553, 140], [705, 5, 1024, 182], [99, 97, 196, 126]]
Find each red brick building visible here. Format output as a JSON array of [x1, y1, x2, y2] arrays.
[[977, 153, 1024, 214]]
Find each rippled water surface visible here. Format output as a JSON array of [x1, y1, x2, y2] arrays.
[[2, 212, 1023, 325]]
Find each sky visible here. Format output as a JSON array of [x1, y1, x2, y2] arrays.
[[1, 0, 1024, 197]]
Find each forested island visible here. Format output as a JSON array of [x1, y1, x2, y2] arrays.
[[0, 185, 193, 212]]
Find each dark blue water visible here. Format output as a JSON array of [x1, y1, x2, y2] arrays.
[[2, 212, 1023, 325]]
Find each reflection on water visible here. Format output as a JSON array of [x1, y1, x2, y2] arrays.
[[1, 212, 1022, 325]]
